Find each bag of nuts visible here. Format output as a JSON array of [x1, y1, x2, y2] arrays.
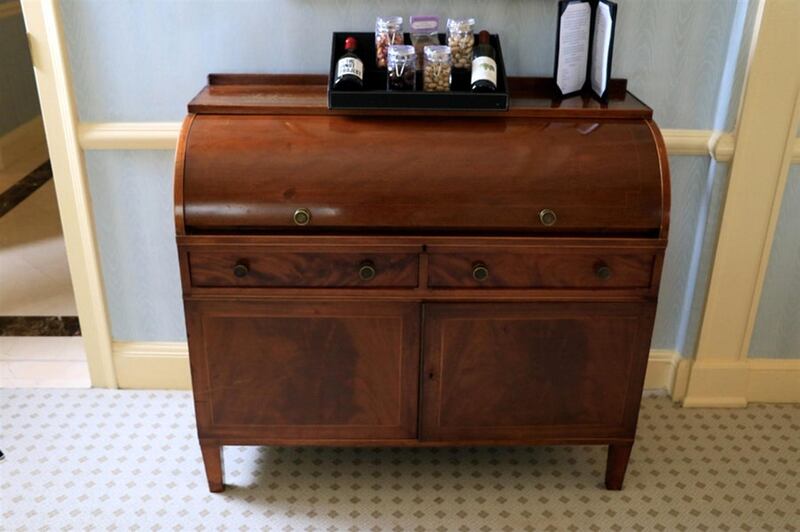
[[410, 15, 440, 69], [423, 45, 452, 92], [446, 18, 475, 70], [375, 16, 404, 68]]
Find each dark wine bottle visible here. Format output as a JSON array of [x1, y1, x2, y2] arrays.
[[334, 36, 364, 90], [470, 30, 497, 93]]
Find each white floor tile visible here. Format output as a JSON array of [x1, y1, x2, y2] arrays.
[[0, 336, 85, 361], [0, 336, 18, 357], [0, 359, 90, 388]]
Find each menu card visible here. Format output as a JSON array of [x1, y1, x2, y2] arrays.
[[554, 0, 618, 100]]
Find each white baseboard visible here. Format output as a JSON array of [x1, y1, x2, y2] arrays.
[[114, 343, 800, 405], [111, 342, 686, 396], [0, 116, 47, 169], [112, 341, 191, 390], [683, 358, 800, 407], [643, 349, 680, 393]]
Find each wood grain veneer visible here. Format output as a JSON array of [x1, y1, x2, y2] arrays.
[[176, 75, 670, 493]]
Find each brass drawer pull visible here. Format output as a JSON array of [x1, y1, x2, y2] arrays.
[[472, 262, 489, 282], [232, 261, 250, 278], [293, 208, 311, 226], [358, 260, 377, 281], [539, 208, 557, 226], [595, 262, 612, 280]]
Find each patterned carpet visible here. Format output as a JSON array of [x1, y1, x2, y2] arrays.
[[1, 390, 798, 530]]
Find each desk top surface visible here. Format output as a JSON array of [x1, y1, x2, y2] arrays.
[[187, 74, 653, 120]]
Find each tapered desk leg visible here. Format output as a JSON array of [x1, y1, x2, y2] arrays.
[[200, 443, 225, 492], [605, 442, 633, 490]]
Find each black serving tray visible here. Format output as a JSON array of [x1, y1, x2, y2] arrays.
[[328, 32, 509, 111]]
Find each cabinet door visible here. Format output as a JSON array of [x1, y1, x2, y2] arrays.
[[420, 302, 655, 442], [186, 300, 420, 440]]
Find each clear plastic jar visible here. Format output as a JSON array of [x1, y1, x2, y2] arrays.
[[375, 16, 404, 68], [387, 45, 417, 91], [423, 45, 451, 92], [446, 18, 475, 70]]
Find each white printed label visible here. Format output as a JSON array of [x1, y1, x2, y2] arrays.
[[471, 56, 498, 86], [336, 57, 364, 81]]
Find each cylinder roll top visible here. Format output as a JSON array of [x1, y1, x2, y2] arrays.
[[178, 114, 666, 235]]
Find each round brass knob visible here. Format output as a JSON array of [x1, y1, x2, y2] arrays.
[[595, 262, 612, 280], [472, 263, 489, 282], [233, 261, 249, 278], [293, 208, 311, 226], [539, 208, 557, 227], [358, 261, 376, 281]]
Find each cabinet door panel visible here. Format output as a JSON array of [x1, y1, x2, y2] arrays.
[[187, 300, 420, 440], [420, 302, 655, 441]]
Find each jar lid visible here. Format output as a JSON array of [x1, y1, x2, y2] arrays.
[[376, 16, 403, 30], [388, 44, 417, 60], [447, 18, 476, 31], [424, 45, 451, 61]]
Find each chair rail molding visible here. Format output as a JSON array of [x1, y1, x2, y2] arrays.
[[78, 122, 181, 150], [77, 122, 737, 161]]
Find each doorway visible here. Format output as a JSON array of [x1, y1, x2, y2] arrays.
[[0, 5, 89, 388]]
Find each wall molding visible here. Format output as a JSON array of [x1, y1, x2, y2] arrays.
[[0, 1, 21, 19], [21, 0, 117, 388], [113, 342, 686, 396], [0, 115, 46, 169], [793, 138, 800, 164], [694, 0, 800, 370], [78, 122, 181, 150], [77, 122, 740, 161], [115, 342, 799, 406], [683, 358, 800, 407], [113, 341, 191, 389]]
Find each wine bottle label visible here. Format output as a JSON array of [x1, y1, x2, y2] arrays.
[[471, 56, 498, 86], [336, 57, 364, 81]]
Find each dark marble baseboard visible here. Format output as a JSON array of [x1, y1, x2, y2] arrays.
[[0, 316, 81, 336], [0, 161, 53, 218]]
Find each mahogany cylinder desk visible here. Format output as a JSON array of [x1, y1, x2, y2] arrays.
[[175, 74, 670, 493]]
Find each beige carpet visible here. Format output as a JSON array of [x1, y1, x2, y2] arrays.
[[1, 390, 797, 530]]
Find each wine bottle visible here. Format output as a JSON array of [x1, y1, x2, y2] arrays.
[[470, 30, 498, 93], [334, 36, 364, 90]]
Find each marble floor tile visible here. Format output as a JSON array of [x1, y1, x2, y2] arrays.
[[0, 316, 81, 336], [0, 358, 90, 388], [0, 161, 52, 216], [0, 336, 86, 361], [0, 177, 77, 316]]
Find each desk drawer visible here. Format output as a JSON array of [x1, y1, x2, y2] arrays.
[[427, 248, 656, 289], [189, 250, 419, 288]]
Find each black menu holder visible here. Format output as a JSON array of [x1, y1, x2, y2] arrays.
[[553, 0, 618, 100]]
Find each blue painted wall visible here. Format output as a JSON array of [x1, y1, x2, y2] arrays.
[[62, 0, 744, 129], [61, 0, 758, 355], [0, 9, 40, 135], [749, 165, 800, 359]]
